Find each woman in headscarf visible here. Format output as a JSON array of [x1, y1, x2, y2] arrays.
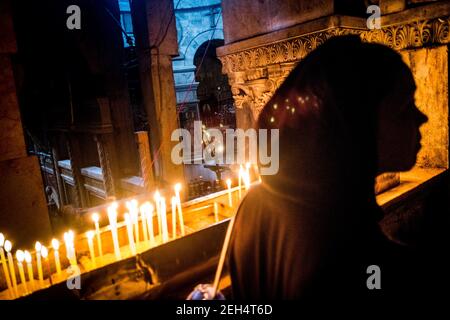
[[228, 35, 428, 300]]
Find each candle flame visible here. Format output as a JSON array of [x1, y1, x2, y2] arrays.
[[174, 183, 181, 193], [226, 179, 231, 188], [24, 250, 32, 263], [35, 241, 42, 252], [92, 212, 99, 223], [4, 240, 11, 252], [86, 231, 95, 240], [16, 250, 24, 262], [40, 246, 48, 259], [154, 190, 161, 202], [0, 232, 4, 247], [51, 239, 60, 250]]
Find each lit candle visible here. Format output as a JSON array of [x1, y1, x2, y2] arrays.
[[140, 204, 149, 244], [4, 240, 18, 297], [127, 200, 140, 244], [226, 179, 233, 207], [107, 203, 121, 261], [154, 191, 162, 237], [174, 183, 185, 236], [160, 197, 169, 243], [64, 231, 77, 266], [91, 213, 103, 260], [0, 233, 13, 298], [124, 213, 136, 256], [24, 251, 35, 291], [51, 239, 62, 277], [238, 165, 243, 199], [142, 202, 155, 246], [171, 196, 177, 239], [35, 241, 44, 287], [86, 231, 96, 268], [40, 246, 51, 286], [16, 250, 28, 295], [213, 202, 219, 223]]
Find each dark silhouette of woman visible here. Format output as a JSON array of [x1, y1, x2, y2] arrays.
[[228, 35, 429, 300]]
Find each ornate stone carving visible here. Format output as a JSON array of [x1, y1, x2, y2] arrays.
[[218, 15, 450, 127]]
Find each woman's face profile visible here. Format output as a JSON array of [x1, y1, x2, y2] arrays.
[[376, 68, 428, 173]]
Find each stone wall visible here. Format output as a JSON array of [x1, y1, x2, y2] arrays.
[[0, 0, 52, 247]]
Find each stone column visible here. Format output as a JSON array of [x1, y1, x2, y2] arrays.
[[131, 0, 185, 187], [0, 0, 52, 247]]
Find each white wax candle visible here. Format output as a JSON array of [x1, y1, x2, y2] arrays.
[[0, 233, 13, 298], [35, 241, 44, 286], [140, 205, 149, 244], [226, 179, 233, 207], [154, 191, 162, 237], [160, 197, 169, 243], [86, 231, 97, 268], [107, 204, 121, 261], [16, 250, 28, 295], [51, 239, 62, 277], [213, 202, 219, 223], [238, 165, 243, 199], [124, 213, 136, 255], [142, 202, 155, 246], [40, 246, 51, 286], [171, 196, 177, 239], [174, 184, 185, 236], [4, 241, 18, 297], [92, 213, 103, 259], [24, 251, 35, 291], [64, 231, 77, 266]]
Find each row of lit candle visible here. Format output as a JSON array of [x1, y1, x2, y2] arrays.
[[1, 174, 254, 299]]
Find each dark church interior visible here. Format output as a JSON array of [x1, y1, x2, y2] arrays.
[[0, 0, 449, 304]]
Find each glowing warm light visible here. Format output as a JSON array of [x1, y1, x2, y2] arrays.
[[24, 250, 35, 291], [173, 185, 185, 236], [226, 179, 233, 207], [16, 250, 28, 294], [141, 202, 155, 246], [4, 240, 11, 252], [174, 183, 181, 194], [171, 197, 177, 240], [154, 191, 162, 236], [160, 197, 169, 243], [124, 213, 136, 256], [24, 251, 31, 263], [16, 250, 24, 262], [5, 240, 18, 297], [107, 204, 121, 261], [273, 104, 278, 110], [51, 239, 62, 277], [35, 241, 44, 285], [51, 239, 59, 250], [86, 231, 97, 268], [0, 236, 13, 298], [40, 246, 48, 259], [270, 116, 275, 123], [213, 202, 219, 223], [91, 213, 103, 260], [64, 231, 77, 267]]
